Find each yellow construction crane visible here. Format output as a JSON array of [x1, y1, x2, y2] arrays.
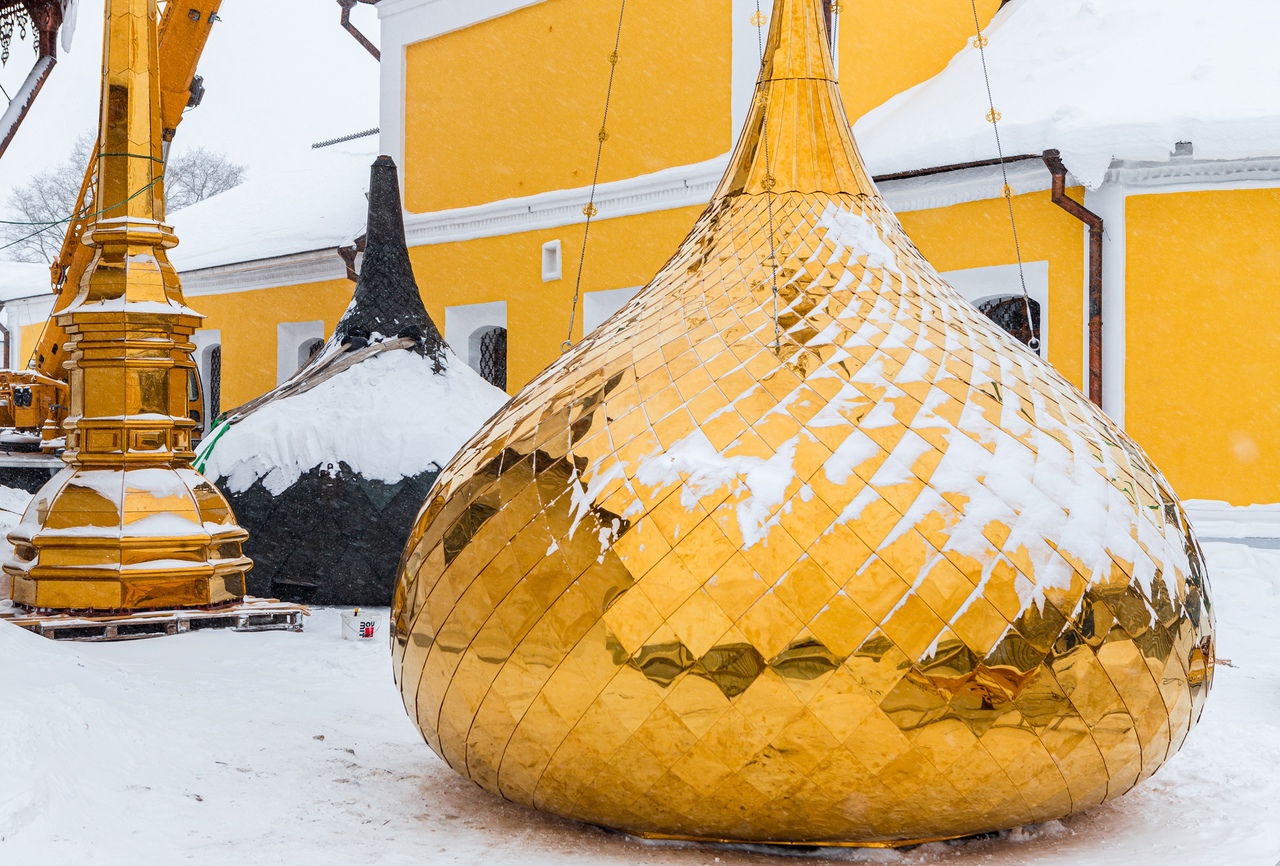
[[0, 0, 222, 442]]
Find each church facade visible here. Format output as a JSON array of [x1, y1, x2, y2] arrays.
[[15, 0, 1264, 505]]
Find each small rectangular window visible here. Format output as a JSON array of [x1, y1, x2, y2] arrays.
[[542, 240, 562, 282]]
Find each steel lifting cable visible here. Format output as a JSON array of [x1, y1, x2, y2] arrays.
[[752, 1, 782, 351], [0, 175, 164, 253], [563, 0, 627, 354], [968, 0, 1039, 352]]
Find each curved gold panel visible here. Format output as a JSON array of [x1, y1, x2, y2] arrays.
[[392, 0, 1214, 846]]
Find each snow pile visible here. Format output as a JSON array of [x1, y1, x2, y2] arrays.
[[855, 0, 1280, 188], [168, 140, 375, 273], [201, 348, 507, 496], [1184, 499, 1280, 540], [0, 539, 1278, 863]]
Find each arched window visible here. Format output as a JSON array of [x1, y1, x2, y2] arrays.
[[297, 337, 324, 372], [979, 295, 1042, 354], [469, 325, 507, 391]]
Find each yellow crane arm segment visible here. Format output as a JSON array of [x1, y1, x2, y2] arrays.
[[27, 0, 224, 378]]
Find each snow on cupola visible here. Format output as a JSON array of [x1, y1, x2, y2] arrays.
[[195, 157, 507, 606]]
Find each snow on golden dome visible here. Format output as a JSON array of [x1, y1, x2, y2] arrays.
[[391, 0, 1214, 845]]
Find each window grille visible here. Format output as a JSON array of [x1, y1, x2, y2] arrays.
[[478, 327, 507, 391], [979, 295, 1041, 354], [209, 346, 222, 422]]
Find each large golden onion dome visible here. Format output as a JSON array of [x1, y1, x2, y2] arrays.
[[392, 0, 1214, 846]]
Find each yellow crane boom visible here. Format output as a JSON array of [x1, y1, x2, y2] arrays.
[[0, 0, 222, 440], [29, 0, 224, 379]]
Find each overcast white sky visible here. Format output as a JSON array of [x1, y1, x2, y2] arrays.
[[0, 0, 380, 228]]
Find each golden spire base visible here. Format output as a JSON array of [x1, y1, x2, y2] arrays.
[[3, 0, 250, 612]]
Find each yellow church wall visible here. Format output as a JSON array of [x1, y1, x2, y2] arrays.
[[189, 278, 354, 409], [1126, 188, 1280, 505], [896, 189, 1087, 391], [18, 322, 43, 372], [408, 205, 705, 392], [838, 0, 1001, 122], [403, 0, 732, 214]]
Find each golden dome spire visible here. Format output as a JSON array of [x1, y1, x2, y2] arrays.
[[719, 0, 873, 198], [391, 0, 1213, 846], [4, 0, 251, 612]]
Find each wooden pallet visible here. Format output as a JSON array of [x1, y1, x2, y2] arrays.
[[0, 597, 309, 642]]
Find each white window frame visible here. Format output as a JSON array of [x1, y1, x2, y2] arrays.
[[582, 286, 641, 336], [277, 321, 325, 385], [542, 239, 562, 282], [445, 301, 507, 374], [940, 261, 1050, 359]]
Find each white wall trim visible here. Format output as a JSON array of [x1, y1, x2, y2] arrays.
[[877, 154, 1280, 214], [1085, 183, 1126, 426], [940, 261, 1050, 360], [732, 0, 763, 145], [180, 248, 349, 298], [876, 159, 1057, 214], [277, 321, 325, 386], [1104, 155, 1280, 193], [583, 285, 642, 336], [404, 156, 727, 247], [445, 301, 507, 375]]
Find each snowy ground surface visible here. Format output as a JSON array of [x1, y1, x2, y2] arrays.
[[1, 528, 1278, 864]]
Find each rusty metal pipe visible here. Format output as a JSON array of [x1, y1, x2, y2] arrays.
[[1043, 148, 1104, 407], [338, 0, 380, 61], [0, 0, 62, 161]]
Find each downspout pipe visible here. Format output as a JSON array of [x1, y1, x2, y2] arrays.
[[0, 2, 62, 161], [1043, 149, 1104, 408], [0, 309, 10, 369], [338, 0, 380, 61]]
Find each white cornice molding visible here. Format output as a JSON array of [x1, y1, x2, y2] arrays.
[[180, 248, 349, 298], [376, 0, 545, 30], [403, 157, 728, 247], [875, 159, 1057, 213], [875, 153, 1280, 212], [1104, 155, 1280, 193]]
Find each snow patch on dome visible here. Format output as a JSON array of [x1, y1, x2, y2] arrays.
[[201, 349, 507, 496]]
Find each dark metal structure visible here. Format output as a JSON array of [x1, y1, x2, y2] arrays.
[[0, 0, 64, 160], [337, 0, 379, 61], [1043, 148, 1104, 407]]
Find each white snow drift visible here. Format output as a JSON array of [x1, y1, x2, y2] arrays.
[[201, 347, 508, 496], [855, 0, 1280, 188]]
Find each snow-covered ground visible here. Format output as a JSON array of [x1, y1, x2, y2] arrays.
[[1, 514, 1278, 864]]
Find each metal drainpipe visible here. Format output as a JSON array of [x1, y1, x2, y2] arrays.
[[1043, 149, 1104, 408], [338, 0, 380, 61], [0, 1, 62, 161]]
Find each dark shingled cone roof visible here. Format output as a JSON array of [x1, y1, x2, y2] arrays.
[[335, 156, 444, 362]]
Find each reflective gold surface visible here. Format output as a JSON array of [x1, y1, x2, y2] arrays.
[[3, 0, 250, 611], [392, 0, 1214, 845]]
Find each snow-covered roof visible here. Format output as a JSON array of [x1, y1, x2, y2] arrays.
[[855, 0, 1280, 188], [168, 140, 375, 272], [0, 261, 50, 303]]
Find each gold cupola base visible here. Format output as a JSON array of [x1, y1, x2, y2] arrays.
[[7, 466, 249, 611]]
